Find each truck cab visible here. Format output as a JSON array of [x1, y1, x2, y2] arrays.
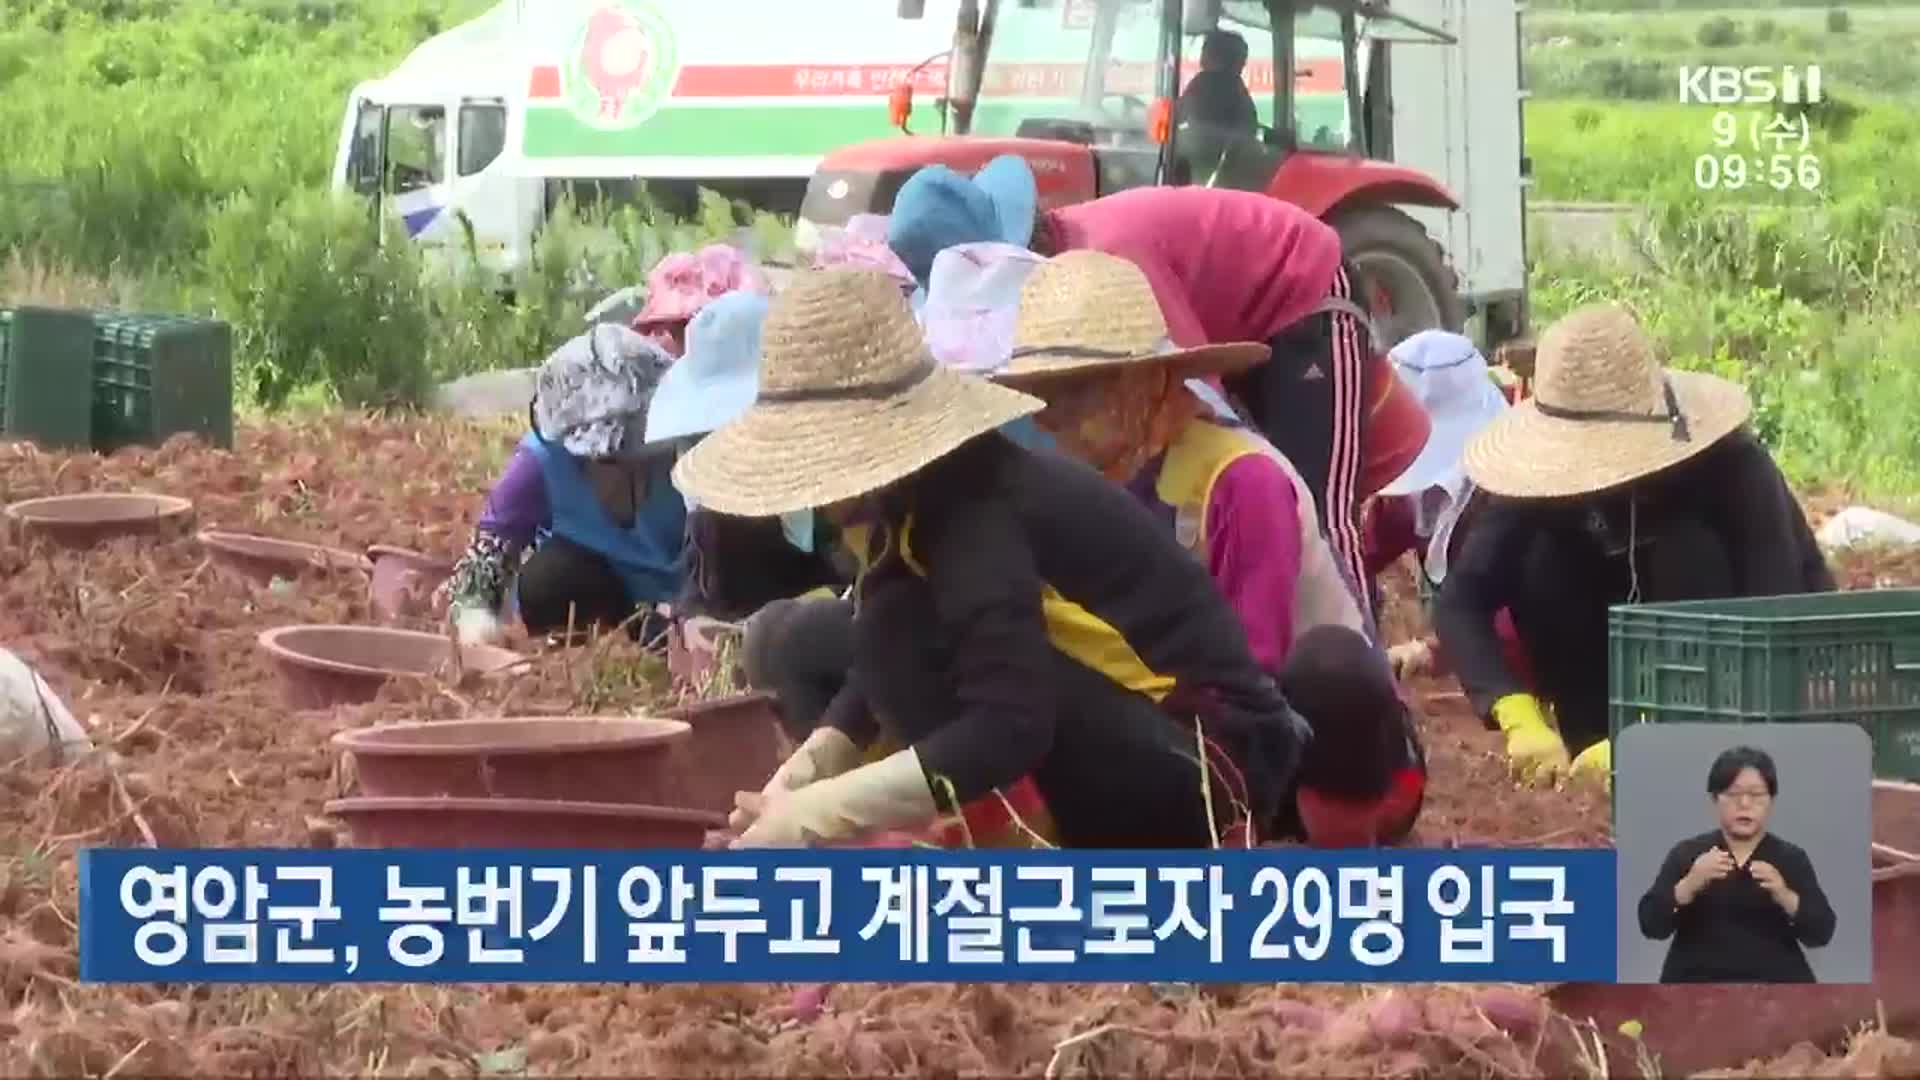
[[333, 77, 540, 279]]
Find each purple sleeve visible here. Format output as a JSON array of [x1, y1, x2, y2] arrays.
[[1205, 454, 1304, 675], [476, 447, 550, 548]]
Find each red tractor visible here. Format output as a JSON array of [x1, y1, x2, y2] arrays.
[[798, 0, 1510, 348]]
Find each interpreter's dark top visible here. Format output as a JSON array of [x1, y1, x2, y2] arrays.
[[820, 432, 1302, 835], [1433, 429, 1833, 747], [1637, 830, 1836, 983]]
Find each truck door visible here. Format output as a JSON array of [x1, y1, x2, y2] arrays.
[[344, 100, 387, 227], [383, 104, 451, 243], [448, 97, 535, 274]]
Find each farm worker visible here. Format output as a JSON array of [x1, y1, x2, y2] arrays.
[[987, 250, 1424, 847], [630, 243, 769, 357], [641, 290, 855, 735], [442, 324, 686, 647], [1435, 305, 1834, 788], [1177, 28, 1259, 135], [886, 155, 1433, 631], [673, 268, 1310, 850], [1357, 331, 1527, 681]]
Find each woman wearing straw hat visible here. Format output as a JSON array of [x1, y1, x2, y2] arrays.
[[641, 290, 855, 737], [1435, 305, 1832, 787], [1360, 331, 1531, 684], [676, 268, 1311, 850], [989, 250, 1427, 848], [887, 158, 1432, 629], [442, 324, 687, 648]]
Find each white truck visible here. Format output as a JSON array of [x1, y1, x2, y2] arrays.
[[330, 0, 955, 276], [333, 0, 1528, 346]]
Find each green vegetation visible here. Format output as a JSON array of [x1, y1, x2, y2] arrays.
[[2, 0, 1916, 498], [0, 0, 785, 410]]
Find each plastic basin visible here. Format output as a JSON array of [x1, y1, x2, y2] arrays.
[[367, 545, 456, 620], [257, 625, 523, 710], [334, 715, 693, 805], [324, 796, 722, 849], [199, 530, 371, 585], [1547, 781, 1920, 1075], [5, 493, 193, 548], [661, 692, 791, 815]]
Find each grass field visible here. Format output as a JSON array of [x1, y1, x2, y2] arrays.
[[3, 0, 1918, 498]]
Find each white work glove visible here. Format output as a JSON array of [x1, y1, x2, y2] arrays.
[[1388, 638, 1434, 680], [731, 748, 939, 848], [453, 605, 506, 647], [727, 726, 864, 833]]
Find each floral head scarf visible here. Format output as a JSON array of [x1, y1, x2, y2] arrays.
[[531, 324, 675, 459]]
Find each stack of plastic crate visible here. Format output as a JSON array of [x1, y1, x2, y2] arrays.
[[0, 307, 94, 450], [1610, 589, 1920, 781], [91, 313, 233, 453]]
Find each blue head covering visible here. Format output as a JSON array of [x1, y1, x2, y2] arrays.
[[641, 290, 817, 552], [887, 154, 1038, 289], [644, 290, 771, 444]]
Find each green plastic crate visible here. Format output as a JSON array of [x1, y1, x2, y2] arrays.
[[91, 313, 233, 453], [0, 307, 95, 450], [1609, 589, 1920, 780]]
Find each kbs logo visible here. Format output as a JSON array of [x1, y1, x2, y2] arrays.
[[1678, 65, 1823, 105]]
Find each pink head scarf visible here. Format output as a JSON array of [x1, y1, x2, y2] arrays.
[[633, 244, 770, 332]]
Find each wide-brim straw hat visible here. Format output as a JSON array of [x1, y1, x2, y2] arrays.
[[1462, 304, 1751, 498], [989, 250, 1270, 387], [671, 268, 1044, 517]]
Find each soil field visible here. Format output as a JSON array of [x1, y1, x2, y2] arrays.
[[0, 416, 1915, 1077]]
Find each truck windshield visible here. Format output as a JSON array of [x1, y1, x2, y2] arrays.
[[384, 105, 447, 195], [1222, 1, 1357, 147], [969, 0, 1166, 142], [964, 0, 1355, 147]]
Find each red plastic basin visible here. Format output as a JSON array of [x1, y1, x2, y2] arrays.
[[323, 796, 723, 849], [661, 692, 791, 816], [334, 715, 693, 805], [5, 493, 193, 548], [257, 624, 523, 710], [199, 530, 371, 586]]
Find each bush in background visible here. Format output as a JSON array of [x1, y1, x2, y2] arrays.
[[1829, 7, 1853, 33], [1697, 15, 1741, 47]]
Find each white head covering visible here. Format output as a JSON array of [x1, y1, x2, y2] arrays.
[[1378, 330, 1509, 584]]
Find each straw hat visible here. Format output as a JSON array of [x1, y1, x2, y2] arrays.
[[989, 250, 1270, 387], [670, 269, 1044, 517], [1462, 305, 1751, 498]]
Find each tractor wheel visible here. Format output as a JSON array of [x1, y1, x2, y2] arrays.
[[1328, 205, 1465, 348]]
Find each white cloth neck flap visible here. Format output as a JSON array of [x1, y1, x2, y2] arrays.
[[919, 242, 1047, 372]]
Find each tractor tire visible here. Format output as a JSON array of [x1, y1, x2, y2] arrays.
[[1328, 205, 1466, 348]]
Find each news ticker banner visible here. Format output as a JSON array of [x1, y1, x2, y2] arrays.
[[80, 848, 1617, 984]]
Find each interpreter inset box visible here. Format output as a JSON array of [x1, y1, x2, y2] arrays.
[[1614, 723, 1872, 985]]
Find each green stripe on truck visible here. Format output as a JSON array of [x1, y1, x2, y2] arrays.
[[520, 98, 1350, 159]]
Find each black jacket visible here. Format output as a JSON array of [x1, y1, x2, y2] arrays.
[[1435, 429, 1833, 739], [1638, 830, 1836, 983], [819, 433, 1303, 831]]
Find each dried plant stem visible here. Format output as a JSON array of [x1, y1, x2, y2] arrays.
[[108, 766, 158, 848]]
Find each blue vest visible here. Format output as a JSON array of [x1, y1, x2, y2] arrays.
[[521, 432, 686, 606], [999, 416, 1056, 451]]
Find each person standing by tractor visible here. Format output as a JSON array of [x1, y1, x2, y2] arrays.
[[1177, 29, 1259, 136], [886, 155, 1431, 629]]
